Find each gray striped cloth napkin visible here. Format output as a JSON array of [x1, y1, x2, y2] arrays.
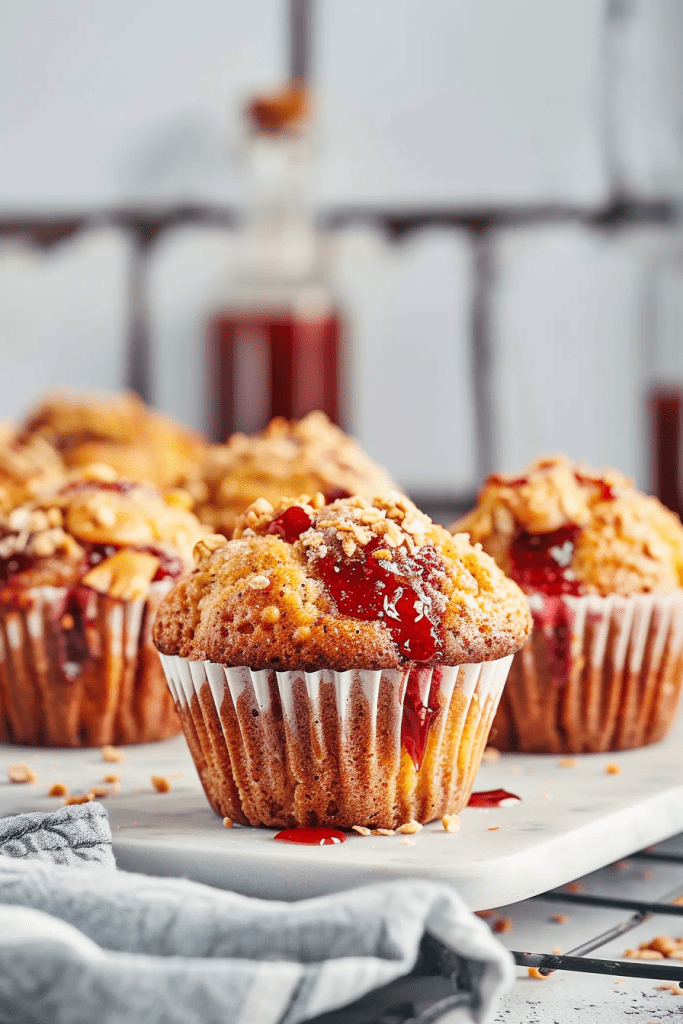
[[0, 804, 513, 1024]]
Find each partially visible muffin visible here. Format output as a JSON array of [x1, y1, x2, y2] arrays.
[[154, 491, 530, 829], [184, 411, 397, 536], [0, 464, 207, 747], [453, 455, 683, 752], [21, 391, 206, 491], [0, 424, 66, 514]]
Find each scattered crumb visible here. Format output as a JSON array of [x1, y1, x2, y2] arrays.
[[558, 758, 578, 768], [605, 762, 621, 775], [475, 910, 494, 919], [673, 895, 683, 906], [103, 773, 120, 784], [552, 947, 562, 955], [352, 825, 371, 836], [624, 948, 664, 960], [488, 826, 500, 831], [90, 785, 110, 798], [168, 772, 183, 779], [481, 747, 501, 763], [7, 763, 38, 784], [509, 765, 521, 774], [47, 782, 68, 797], [396, 820, 422, 834], [627, 936, 683, 962], [101, 746, 124, 763], [399, 837, 417, 847], [222, 817, 233, 829], [371, 828, 395, 836], [616, 978, 624, 984], [442, 814, 461, 833], [614, 860, 630, 871], [527, 968, 548, 980], [656, 983, 683, 995], [493, 918, 512, 934], [566, 882, 584, 893], [552, 914, 569, 924], [64, 792, 95, 805], [151, 775, 171, 793]]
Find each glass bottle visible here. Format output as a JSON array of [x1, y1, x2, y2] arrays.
[[206, 84, 343, 441]]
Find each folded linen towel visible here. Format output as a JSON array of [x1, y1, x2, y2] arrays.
[[0, 804, 514, 1024]]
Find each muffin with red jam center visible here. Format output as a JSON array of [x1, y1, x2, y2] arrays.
[[183, 411, 397, 537], [153, 492, 530, 830], [453, 455, 683, 753], [0, 464, 207, 747]]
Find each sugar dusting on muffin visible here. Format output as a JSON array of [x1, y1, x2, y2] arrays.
[[453, 454, 683, 596], [153, 491, 531, 670]]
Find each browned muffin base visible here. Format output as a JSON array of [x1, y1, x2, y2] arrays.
[[490, 599, 683, 753], [169, 662, 504, 829], [0, 587, 179, 747]]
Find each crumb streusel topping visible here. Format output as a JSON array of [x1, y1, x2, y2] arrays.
[[153, 491, 531, 670], [453, 454, 683, 596], [0, 424, 66, 514], [183, 411, 397, 535], [0, 464, 207, 601]]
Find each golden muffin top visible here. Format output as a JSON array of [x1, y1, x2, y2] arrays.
[[153, 491, 531, 671], [452, 455, 683, 596]]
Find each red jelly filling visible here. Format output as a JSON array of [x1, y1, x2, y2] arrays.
[[266, 507, 313, 543], [510, 524, 581, 596], [573, 473, 616, 503], [401, 668, 443, 770], [468, 789, 521, 808], [274, 827, 346, 846], [316, 540, 444, 663]]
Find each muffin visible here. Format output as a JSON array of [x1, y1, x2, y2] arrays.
[[0, 465, 207, 747], [184, 411, 397, 537], [153, 491, 531, 829], [0, 424, 66, 514], [21, 390, 206, 491], [453, 455, 683, 753]]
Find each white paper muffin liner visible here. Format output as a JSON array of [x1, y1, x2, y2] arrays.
[[0, 582, 179, 747], [491, 592, 683, 753], [159, 654, 513, 829]]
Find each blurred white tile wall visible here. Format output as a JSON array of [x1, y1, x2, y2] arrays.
[[1, 0, 682, 494]]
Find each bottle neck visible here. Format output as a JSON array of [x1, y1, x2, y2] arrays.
[[236, 131, 321, 287]]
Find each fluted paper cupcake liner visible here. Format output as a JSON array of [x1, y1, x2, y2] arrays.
[[490, 592, 683, 754], [0, 582, 180, 747], [159, 654, 513, 829]]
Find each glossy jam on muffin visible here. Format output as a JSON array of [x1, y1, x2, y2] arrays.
[[182, 411, 397, 537], [20, 390, 206, 491], [153, 491, 531, 670], [453, 454, 683, 597]]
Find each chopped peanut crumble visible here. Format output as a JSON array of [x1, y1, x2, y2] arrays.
[[47, 782, 69, 797], [7, 763, 38, 784], [102, 745, 125, 763], [151, 775, 171, 793]]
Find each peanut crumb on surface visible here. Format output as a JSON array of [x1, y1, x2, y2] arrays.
[[151, 775, 171, 793], [552, 947, 563, 955], [222, 817, 233, 829], [47, 782, 69, 797], [102, 745, 124, 763], [552, 914, 569, 924], [558, 758, 578, 768], [351, 825, 371, 836], [442, 814, 461, 833], [64, 792, 95, 805], [481, 747, 501, 763], [396, 820, 422, 834], [673, 895, 683, 906], [475, 910, 494, 919], [656, 983, 683, 994], [624, 948, 664, 960], [90, 785, 110, 798], [605, 762, 621, 774], [7, 763, 38, 784], [566, 882, 584, 893], [103, 773, 120, 784], [509, 765, 521, 774], [493, 918, 512, 934], [371, 828, 394, 836], [627, 936, 683, 962], [527, 968, 548, 980], [488, 826, 500, 831]]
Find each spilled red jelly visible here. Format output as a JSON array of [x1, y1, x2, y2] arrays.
[[274, 827, 346, 846], [510, 524, 581, 596], [468, 789, 521, 808], [266, 507, 313, 543]]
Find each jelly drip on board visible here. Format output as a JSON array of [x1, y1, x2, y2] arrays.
[[467, 789, 521, 808], [273, 827, 346, 846]]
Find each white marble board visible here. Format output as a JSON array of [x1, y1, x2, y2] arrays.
[[2, 716, 683, 911]]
